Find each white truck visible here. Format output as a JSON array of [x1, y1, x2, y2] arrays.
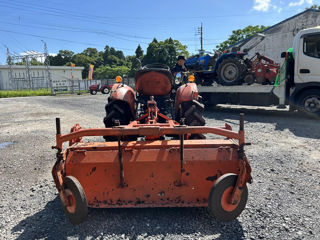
[[199, 26, 320, 116]]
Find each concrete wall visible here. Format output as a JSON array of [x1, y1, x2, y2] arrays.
[[228, 10, 320, 63], [0, 65, 84, 90]]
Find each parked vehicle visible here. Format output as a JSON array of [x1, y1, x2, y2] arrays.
[[89, 83, 113, 95], [186, 51, 247, 86], [52, 64, 252, 224], [200, 27, 320, 117], [186, 34, 266, 86]]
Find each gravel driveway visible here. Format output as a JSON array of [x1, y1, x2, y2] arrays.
[[0, 94, 319, 240]]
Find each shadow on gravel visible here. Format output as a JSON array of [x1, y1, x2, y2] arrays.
[[12, 197, 245, 239], [205, 106, 320, 139]]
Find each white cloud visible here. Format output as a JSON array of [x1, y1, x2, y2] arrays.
[[253, 0, 272, 12], [289, 0, 313, 7]]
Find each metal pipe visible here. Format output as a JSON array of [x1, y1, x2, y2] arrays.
[[240, 113, 244, 131], [56, 118, 61, 135], [180, 134, 184, 173], [117, 137, 125, 187]]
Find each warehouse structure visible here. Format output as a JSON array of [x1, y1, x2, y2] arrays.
[[227, 9, 320, 63], [0, 65, 84, 91]]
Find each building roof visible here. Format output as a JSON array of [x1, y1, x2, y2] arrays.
[[226, 8, 320, 49], [0, 65, 84, 70]]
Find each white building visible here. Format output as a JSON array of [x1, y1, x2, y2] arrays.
[[227, 9, 320, 63], [0, 65, 84, 91]]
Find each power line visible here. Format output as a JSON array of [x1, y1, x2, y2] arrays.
[[0, 28, 135, 51], [0, 20, 151, 44], [0, 0, 300, 20], [0, 1, 143, 28]]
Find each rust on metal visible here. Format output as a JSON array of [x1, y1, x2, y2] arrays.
[[52, 113, 252, 210]]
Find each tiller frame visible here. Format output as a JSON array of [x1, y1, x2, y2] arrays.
[[52, 100, 252, 224]]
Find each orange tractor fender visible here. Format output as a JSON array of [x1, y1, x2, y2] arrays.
[[175, 82, 199, 109], [108, 83, 136, 117]]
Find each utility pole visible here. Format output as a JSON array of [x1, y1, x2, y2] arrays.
[[6, 46, 14, 90], [25, 55, 32, 89], [41, 40, 54, 95], [196, 23, 204, 54]]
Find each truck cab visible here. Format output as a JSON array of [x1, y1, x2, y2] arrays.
[[279, 26, 320, 115]]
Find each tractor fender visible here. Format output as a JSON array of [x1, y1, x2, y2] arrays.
[[214, 52, 246, 72], [109, 83, 136, 117], [89, 84, 99, 91], [175, 82, 199, 114]]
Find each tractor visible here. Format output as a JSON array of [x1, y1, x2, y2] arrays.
[[186, 33, 273, 86], [52, 63, 252, 224], [186, 50, 248, 86]]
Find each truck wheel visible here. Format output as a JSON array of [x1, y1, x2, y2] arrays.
[[208, 173, 248, 222], [297, 89, 320, 117], [101, 87, 110, 94], [63, 176, 88, 225], [90, 90, 97, 95], [217, 58, 245, 86]]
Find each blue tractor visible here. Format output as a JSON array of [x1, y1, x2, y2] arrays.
[[185, 51, 248, 86], [186, 34, 267, 86]]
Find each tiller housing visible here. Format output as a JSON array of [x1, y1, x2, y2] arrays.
[[52, 64, 252, 224], [52, 113, 252, 224]]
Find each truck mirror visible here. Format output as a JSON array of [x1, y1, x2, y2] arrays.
[[281, 52, 286, 58]]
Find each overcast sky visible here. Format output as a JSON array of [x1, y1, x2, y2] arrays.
[[0, 0, 319, 64]]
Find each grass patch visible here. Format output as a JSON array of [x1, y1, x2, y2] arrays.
[[0, 89, 90, 98], [0, 89, 51, 98]]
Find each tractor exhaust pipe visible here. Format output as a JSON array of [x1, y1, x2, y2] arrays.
[[56, 118, 61, 135], [239, 113, 244, 131]]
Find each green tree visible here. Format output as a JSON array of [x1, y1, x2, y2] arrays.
[[129, 45, 145, 76], [307, 4, 320, 9], [142, 38, 189, 67], [216, 25, 269, 51], [94, 65, 130, 79], [71, 54, 95, 79], [49, 50, 74, 66], [135, 44, 144, 59], [15, 57, 44, 66]]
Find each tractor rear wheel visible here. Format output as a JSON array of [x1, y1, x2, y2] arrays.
[[208, 173, 248, 222], [90, 90, 97, 95], [101, 87, 110, 94], [175, 100, 206, 139], [217, 58, 245, 86], [103, 100, 134, 141], [176, 101, 205, 126], [63, 176, 88, 225]]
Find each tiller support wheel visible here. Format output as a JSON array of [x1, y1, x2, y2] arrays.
[[62, 176, 88, 225]]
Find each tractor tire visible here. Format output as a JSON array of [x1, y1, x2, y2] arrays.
[[176, 100, 205, 126], [90, 90, 97, 95], [297, 89, 320, 118], [63, 176, 88, 225], [217, 58, 245, 86], [103, 100, 134, 141], [208, 173, 248, 222], [175, 100, 206, 139], [101, 87, 110, 94], [244, 74, 255, 85]]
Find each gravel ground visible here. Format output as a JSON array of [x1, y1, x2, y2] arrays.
[[0, 94, 319, 240]]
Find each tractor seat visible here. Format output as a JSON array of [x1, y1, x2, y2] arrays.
[[135, 64, 173, 96]]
